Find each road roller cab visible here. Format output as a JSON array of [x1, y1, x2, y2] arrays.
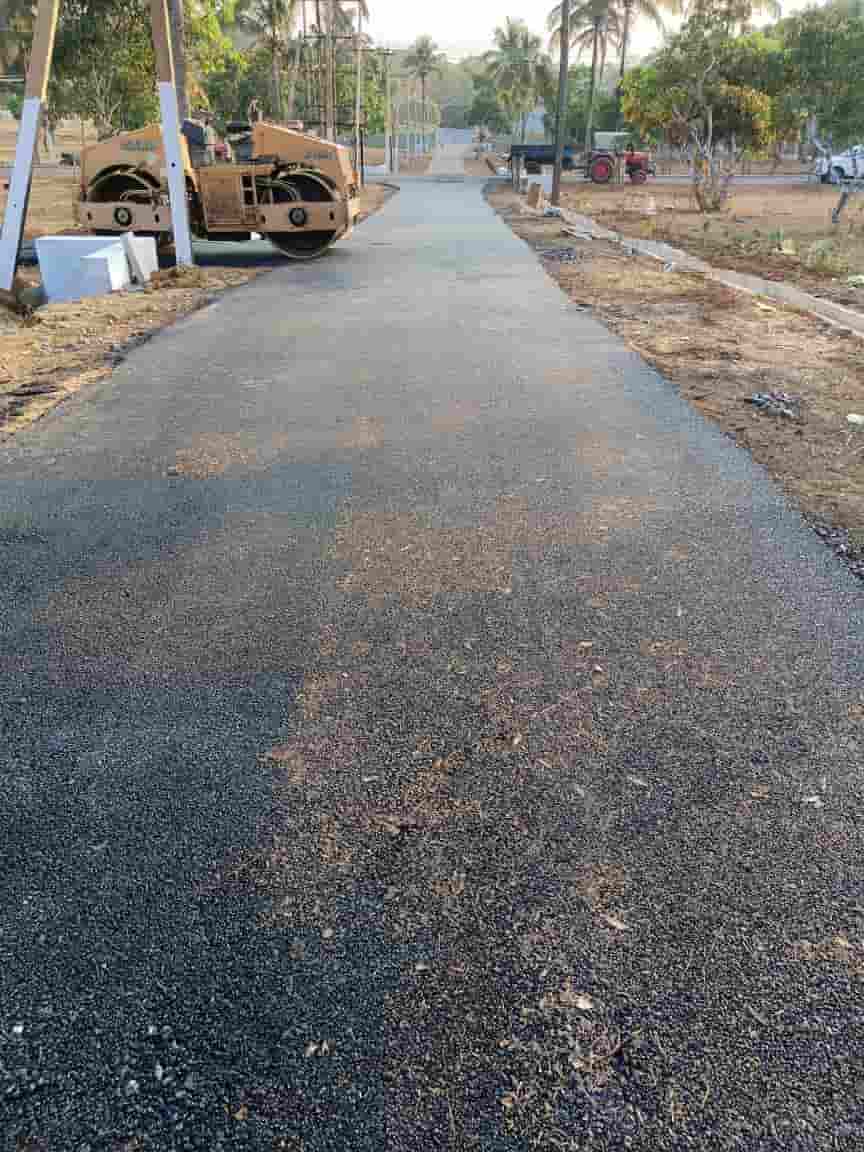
[[77, 120, 360, 260]]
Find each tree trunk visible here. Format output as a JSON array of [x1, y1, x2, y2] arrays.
[[167, 0, 189, 123], [616, 0, 632, 127], [271, 41, 283, 121], [285, 42, 299, 118], [584, 20, 600, 158]]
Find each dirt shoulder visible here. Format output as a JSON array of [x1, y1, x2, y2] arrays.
[[0, 182, 395, 440], [488, 183, 864, 581], [560, 179, 864, 315]]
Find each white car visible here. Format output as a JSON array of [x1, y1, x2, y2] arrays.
[[816, 145, 864, 183]]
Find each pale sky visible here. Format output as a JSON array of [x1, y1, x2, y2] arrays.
[[365, 0, 813, 61]]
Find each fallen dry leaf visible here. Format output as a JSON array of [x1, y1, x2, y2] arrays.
[[600, 913, 628, 931]]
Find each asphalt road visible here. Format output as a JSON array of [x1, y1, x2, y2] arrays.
[[1, 177, 863, 1151]]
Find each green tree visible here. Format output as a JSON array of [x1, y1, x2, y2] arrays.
[[404, 34, 444, 131], [0, 0, 33, 76], [238, 0, 298, 120], [687, 0, 781, 34], [622, 11, 772, 208], [48, 0, 159, 136], [777, 3, 864, 148], [466, 75, 510, 134], [484, 18, 553, 140], [549, 0, 619, 153], [185, 0, 242, 112], [544, 63, 619, 141], [615, 0, 675, 124]]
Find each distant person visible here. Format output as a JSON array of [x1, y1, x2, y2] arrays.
[[188, 109, 217, 165], [202, 112, 217, 165]]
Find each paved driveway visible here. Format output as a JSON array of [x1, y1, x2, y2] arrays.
[[1, 178, 862, 1150]]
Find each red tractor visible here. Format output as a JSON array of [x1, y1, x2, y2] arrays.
[[588, 132, 655, 184]]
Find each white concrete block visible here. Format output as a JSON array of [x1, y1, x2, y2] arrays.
[[36, 235, 130, 302], [122, 233, 158, 285], [81, 243, 131, 297]]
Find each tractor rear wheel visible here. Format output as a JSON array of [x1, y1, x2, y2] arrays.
[[264, 171, 339, 260], [590, 157, 612, 184]]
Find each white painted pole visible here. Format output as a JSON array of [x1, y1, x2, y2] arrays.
[[393, 94, 400, 175], [150, 0, 194, 265], [383, 57, 392, 175], [0, 0, 60, 293], [353, 9, 363, 182], [156, 82, 193, 265], [0, 98, 41, 292]]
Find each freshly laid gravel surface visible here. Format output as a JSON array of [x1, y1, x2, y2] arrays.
[[1, 174, 863, 1150]]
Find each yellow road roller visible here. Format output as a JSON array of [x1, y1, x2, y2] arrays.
[[76, 119, 360, 260]]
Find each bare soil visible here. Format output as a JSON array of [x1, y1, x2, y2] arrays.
[[0, 169, 81, 239], [560, 179, 864, 313], [0, 181, 395, 439], [0, 117, 97, 165], [488, 184, 864, 579]]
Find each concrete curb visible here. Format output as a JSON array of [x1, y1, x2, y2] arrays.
[[561, 208, 864, 339]]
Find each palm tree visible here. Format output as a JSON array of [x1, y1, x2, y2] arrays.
[[485, 19, 552, 142], [239, 0, 298, 120], [549, 0, 618, 153], [404, 34, 444, 134], [615, 0, 668, 116], [687, 0, 781, 30]]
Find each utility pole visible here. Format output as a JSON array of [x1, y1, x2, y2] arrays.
[[149, 0, 194, 264], [353, 5, 363, 180], [321, 0, 335, 140], [382, 50, 392, 175], [551, 0, 571, 207], [167, 0, 189, 123]]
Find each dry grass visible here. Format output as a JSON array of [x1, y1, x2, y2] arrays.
[[0, 265, 262, 438], [561, 180, 864, 309], [490, 186, 864, 571]]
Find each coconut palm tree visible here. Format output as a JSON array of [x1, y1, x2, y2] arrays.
[[404, 34, 444, 133], [615, 0, 668, 109], [549, 0, 619, 153], [239, 0, 299, 120], [686, 0, 781, 30], [485, 19, 553, 142]]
